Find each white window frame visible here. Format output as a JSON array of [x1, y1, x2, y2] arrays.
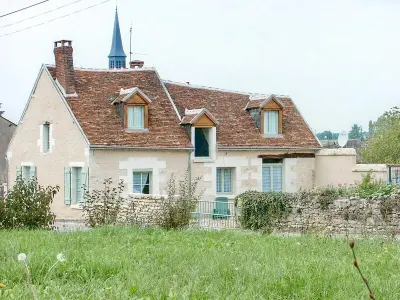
[[192, 126, 216, 162], [127, 105, 145, 130], [132, 170, 152, 194], [216, 167, 234, 194], [262, 161, 284, 192], [263, 110, 279, 136]]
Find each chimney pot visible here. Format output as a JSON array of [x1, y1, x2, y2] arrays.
[[54, 39, 75, 95]]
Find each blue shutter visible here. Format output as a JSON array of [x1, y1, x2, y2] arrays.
[[16, 166, 22, 180], [64, 167, 71, 205], [262, 167, 271, 192], [127, 106, 135, 129], [272, 166, 282, 191]]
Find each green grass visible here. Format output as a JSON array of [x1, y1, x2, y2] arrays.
[[1, 227, 399, 299]]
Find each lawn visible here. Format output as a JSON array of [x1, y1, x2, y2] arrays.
[[0, 227, 399, 299]]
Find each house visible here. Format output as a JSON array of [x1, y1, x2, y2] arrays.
[[7, 9, 321, 220], [0, 115, 16, 186]]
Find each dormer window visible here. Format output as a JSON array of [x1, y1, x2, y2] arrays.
[[181, 108, 219, 161], [111, 87, 152, 131], [245, 94, 284, 137]]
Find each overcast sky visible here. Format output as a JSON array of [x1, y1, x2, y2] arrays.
[[1, 0, 400, 133]]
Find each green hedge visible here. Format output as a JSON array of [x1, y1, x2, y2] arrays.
[[235, 191, 293, 232]]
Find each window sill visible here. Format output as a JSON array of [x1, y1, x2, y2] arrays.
[[128, 193, 166, 199], [193, 158, 214, 163], [70, 204, 83, 210], [263, 134, 283, 138], [125, 128, 149, 133], [216, 194, 236, 200]]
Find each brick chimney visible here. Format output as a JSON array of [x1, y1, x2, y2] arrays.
[[54, 40, 76, 94], [129, 60, 144, 69]]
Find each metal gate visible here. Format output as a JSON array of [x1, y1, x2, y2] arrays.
[[387, 165, 400, 184], [191, 199, 238, 229]]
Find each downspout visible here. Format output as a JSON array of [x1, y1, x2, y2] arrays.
[[188, 149, 192, 195]]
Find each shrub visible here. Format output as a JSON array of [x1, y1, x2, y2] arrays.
[[355, 172, 394, 199], [313, 185, 349, 209], [156, 171, 203, 230], [0, 176, 59, 229], [82, 178, 125, 227], [235, 191, 292, 233]]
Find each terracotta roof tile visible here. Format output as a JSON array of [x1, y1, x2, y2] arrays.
[[164, 83, 320, 148], [46, 66, 191, 148]]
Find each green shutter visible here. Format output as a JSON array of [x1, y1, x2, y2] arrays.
[[64, 167, 71, 205], [80, 167, 89, 203], [30, 166, 37, 181], [16, 166, 22, 180]]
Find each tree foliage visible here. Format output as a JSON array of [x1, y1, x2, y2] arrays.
[[348, 124, 363, 140], [362, 107, 400, 163], [316, 131, 339, 141]]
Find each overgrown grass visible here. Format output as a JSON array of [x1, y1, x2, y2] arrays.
[[1, 227, 400, 299]]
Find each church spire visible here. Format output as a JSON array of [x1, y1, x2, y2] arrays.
[[108, 7, 126, 69]]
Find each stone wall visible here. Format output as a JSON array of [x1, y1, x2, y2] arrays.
[[277, 195, 400, 237], [125, 195, 166, 226]]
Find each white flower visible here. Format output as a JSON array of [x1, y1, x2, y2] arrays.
[[56, 253, 66, 262], [17, 253, 27, 262]]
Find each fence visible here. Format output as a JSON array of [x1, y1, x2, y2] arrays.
[[191, 199, 238, 229]]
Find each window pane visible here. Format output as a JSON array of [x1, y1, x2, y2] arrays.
[[262, 167, 271, 192], [127, 106, 135, 129], [133, 106, 144, 129], [264, 111, 278, 135], [195, 128, 210, 157], [272, 166, 282, 191], [216, 168, 222, 193], [223, 169, 232, 193], [43, 124, 50, 152], [133, 172, 151, 194]]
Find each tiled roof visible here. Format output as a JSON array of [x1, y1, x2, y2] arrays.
[[46, 66, 191, 148], [164, 82, 321, 148], [180, 108, 219, 125]]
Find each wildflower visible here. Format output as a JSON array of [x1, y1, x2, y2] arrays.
[[349, 240, 355, 249], [17, 253, 27, 262], [0, 282, 5, 288], [56, 253, 66, 262]]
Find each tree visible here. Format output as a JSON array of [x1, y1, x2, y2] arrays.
[[362, 107, 400, 163], [316, 131, 333, 140], [348, 124, 363, 140]]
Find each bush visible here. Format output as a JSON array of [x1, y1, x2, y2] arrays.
[[313, 185, 349, 209], [157, 171, 203, 230], [355, 172, 394, 199], [82, 178, 125, 227], [0, 176, 59, 229], [235, 191, 292, 233]]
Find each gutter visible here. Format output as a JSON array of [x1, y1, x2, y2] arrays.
[[89, 145, 194, 151], [217, 146, 321, 151]]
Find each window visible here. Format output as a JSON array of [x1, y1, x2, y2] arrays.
[[16, 165, 36, 182], [264, 111, 279, 135], [194, 128, 210, 157], [127, 106, 145, 130], [262, 159, 283, 192], [217, 168, 233, 193], [133, 171, 151, 194], [110, 61, 115, 68], [43, 123, 50, 153], [116, 61, 121, 68], [64, 167, 88, 205]]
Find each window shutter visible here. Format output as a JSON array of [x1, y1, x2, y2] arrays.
[[16, 166, 22, 179], [272, 166, 282, 191], [64, 167, 71, 205], [30, 166, 37, 181], [262, 167, 271, 192]]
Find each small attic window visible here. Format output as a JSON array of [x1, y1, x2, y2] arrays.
[[112, 87, 151, 131], [264, 111, 278, 135]]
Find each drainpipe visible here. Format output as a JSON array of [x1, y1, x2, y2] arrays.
[[188, 149, 192, 195]]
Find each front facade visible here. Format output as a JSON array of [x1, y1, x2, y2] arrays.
[[7, 10, 321, 219]]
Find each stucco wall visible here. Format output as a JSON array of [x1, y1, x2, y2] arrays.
[[7, 68, 88, 219], [315, 148, 387, 187], [0, 116, 16, 183], [89, 149, 190, 198], [191, 150, 316, 203]]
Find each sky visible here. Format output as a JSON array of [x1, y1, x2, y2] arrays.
[[1, 0, 400, 133]]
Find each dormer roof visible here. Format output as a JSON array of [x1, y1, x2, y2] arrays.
[[245, 94, 285, 110], [111, 87, 152, 104], [180, 108, 219, 126]]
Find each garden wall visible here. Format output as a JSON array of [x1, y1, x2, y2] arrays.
[[277, 195, 400, 237]]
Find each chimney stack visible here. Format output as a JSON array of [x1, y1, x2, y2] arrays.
[[54, 40, 76, 95], [129, 60, 144, 69]]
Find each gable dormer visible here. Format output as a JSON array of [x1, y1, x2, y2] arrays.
[[112, 87, 152, 131], [181, 108, 219, 161], [245, 94, 285, 137]]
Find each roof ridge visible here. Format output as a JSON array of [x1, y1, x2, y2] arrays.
[[0, 115, 17, 126], [162, 79, 290, 98], [45, 64, 155, 72]]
